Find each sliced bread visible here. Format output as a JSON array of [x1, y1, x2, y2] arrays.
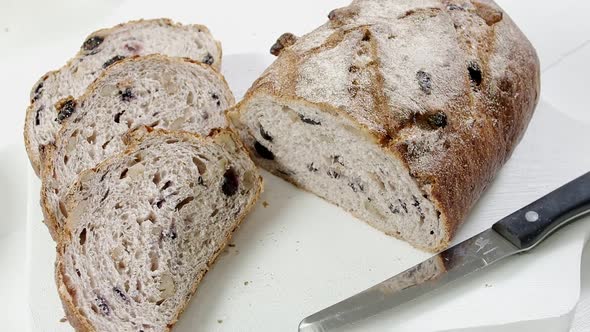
[[56, 128, 262, 332], [227, 0, 540, 252], [41, 55, 234, 239], [25, 18, 222, 175]]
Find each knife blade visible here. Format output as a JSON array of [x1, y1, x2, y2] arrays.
[[299, 172, 590, 332]]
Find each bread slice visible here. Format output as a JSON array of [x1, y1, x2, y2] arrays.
[[228, 0, 540, 252], [40, 55, 234, 240], [25, 18, 222, 176], [56, 128, 262, 332]]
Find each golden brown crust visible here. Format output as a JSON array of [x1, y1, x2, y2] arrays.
[[56, 252, 97, 332], [55, 128, 263, 331], [231, 0, 540, 250], [38, 143, 60, 240]]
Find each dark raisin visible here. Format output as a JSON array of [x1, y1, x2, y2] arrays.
[[328, 9, 336, 19], [398, 199, 408, 213], [79, 228, 87, 245], [114, 110, 125, 123], [82, 36, 104, 51], [361, 30, 371, 41], [349, 182, 364, 192], [254, 141, 275, 160], [113, 287, 129, 303], [124, 42, 141, 53], [164, 225, 177, 240], [430, 230, 435, 235], [103, 55, 125, 68], [100, 189, 110, 203], [197, 176, 206, 187], [56, 98, 77, 124], [327, 169, 340, 179], [307, 163, 318, 172], [102, 139, 111, 149], [270, 32, 297, 56], [412, 196, 420, 207], [99, 171, 108, 182], [211, 93, 221, 106], [259, 126, 273, 141], [221, 167, 239, 196], [331, 155, 344, 165], [416, 70, 432, 95], [161, 181, 172, 190], [389, 204, 400, 214], [35, 106, 43, 126], [119, 88, 135, 102], [175, 196, 194, 211], [299, 114, 321, 125], [468, 61, 482, 86], [427, 111, 447, 128], [202, 53, 214, 65], [447, 4, 464, 10], [96, 296, 110, 316]]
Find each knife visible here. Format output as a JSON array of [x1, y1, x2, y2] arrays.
[[299, 172, 590, 332]]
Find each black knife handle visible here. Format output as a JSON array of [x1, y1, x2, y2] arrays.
[[492, 172, 590, 250]]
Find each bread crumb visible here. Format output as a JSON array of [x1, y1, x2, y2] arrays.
[[244, 281, 249, 286], [59, 317, 68, 323], [228, 243, 236, 247], [262, 201, 269, 208], [485, 283, 492, 288], [217, 319, 223, 324]]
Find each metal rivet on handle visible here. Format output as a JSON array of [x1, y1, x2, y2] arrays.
[[525, 211, 539, 222]]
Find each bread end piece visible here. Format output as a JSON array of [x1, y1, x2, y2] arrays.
[[55, 129, 262, 331]]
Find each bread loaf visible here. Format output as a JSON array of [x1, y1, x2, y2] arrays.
[[25, 18, 222, 175], [41, 55, 234, 239], [56, 128, 262, 331], [228, 0, 540, 251]]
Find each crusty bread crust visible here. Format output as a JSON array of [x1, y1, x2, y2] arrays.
[[55, 128, 263, 332], [229, 0, 540, 251], [39, 54, 235, 240], [24, 18, 223, 176]]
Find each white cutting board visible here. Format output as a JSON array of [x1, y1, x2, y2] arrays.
[[16, 0, 590, 331]]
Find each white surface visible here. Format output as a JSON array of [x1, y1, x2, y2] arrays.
[[0, 0, 589, 331]]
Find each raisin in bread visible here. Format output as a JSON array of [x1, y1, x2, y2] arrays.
[[56, 128, 262, 332], [25, 18, 222, 176], [40, 55, 234, 240], [228, 0, 540, 252]]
